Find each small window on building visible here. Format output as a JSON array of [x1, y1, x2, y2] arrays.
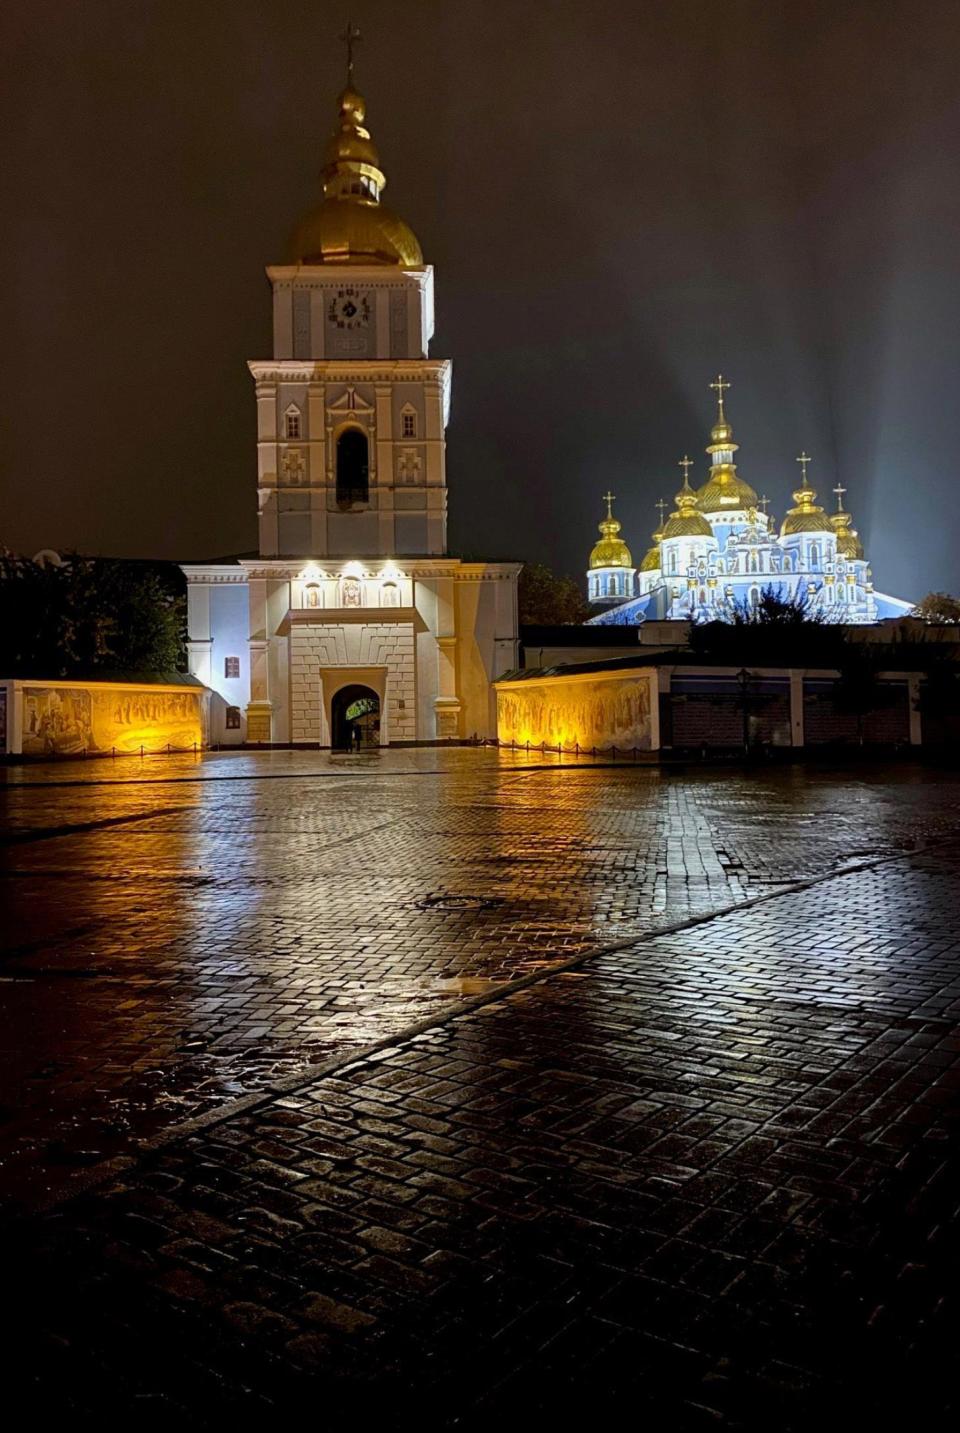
[[401, 411, 417, 438], [224, 656, 240, 679], [381, 581, 400, 607], [285, 408, 301, 439], [226, 706, 241, 729], [336, 427, 370, 506]]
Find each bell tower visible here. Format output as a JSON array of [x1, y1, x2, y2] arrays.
[[253, 29, 449, 559]]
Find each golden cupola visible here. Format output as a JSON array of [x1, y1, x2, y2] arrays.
[[695, 374, 760, 514], [780, 453, 836, 536], [829, 485, 865, 559], [589, 493, 633, 568], [639, 504, 667, 571], [289, 48, 423, 267], [662, 462, 713, 538]]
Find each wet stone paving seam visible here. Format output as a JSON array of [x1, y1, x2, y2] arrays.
[[4, 847, 959, 1426], [1, 751, 957, 1210]]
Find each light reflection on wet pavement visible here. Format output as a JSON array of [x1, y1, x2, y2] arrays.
[[1, 748, 957, 1208]]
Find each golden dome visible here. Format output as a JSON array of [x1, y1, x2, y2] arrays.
[[641, 538, 664, 570], [697, 465, 760, 513], [696, 376, 759, 512], [780, 453, 835, 536], [662, 469, 713, 538], [830, 487, 865, 559], [639, 510, 665, 571], [589, 493, 633, 568], [289, 80, 423, 267]]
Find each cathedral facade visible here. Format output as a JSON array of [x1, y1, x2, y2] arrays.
[[184, 62, 519, 746], [587, 377, 912, 627]]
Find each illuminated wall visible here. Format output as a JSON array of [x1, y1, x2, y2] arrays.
[[10, 681, 205, 756], [496, 669, 659, 751]]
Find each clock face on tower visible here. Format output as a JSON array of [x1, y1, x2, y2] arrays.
[[328, 288, 371, 330]]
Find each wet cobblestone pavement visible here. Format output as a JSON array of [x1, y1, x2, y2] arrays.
[[2, 752, 960, 1424]]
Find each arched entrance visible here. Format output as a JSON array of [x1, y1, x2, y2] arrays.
[[331, 684, 381, 751]]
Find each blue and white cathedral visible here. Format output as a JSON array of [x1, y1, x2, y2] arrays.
[[587, 376, 912, 626]]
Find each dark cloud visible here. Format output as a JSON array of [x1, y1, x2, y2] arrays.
[[2, 0, 959, 600]]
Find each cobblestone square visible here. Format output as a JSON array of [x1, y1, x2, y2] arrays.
[[2, 750, 959, 1424]]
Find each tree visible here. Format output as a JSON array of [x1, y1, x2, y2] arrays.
[[518, 563, 591, 625], [832, 645, 885, 745], [689, 586, 844, 667], [0, 553, 186, 678], [912, 592, 960, 624]]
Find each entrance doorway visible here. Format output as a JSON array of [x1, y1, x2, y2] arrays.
[[331, 684, 381, 751]]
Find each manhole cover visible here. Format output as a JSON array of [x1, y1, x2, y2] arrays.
[[417, 894, 500, 913]]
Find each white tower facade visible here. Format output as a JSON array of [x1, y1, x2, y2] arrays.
[[256, 262, 449, 559]]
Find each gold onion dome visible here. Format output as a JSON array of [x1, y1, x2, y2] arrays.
[[780, 453, 836, 536], [830, 486, 865, 558], [289, 71, 423, 267], [662, 467, 713, 538], [695, 375, 759, 513], [589, 493, 633, 568], [640, 519, 665, 571]]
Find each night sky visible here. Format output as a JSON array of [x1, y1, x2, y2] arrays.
[[3, 0, 960, 601]]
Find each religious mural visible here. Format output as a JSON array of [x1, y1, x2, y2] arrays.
[[497, 674, 654, 752], [22, 685, 203, 755]]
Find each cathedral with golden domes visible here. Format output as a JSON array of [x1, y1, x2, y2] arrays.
[[587, 376, 912, 626]]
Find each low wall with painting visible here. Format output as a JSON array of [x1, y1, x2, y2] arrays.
[[496, 667, 659, 752], [0, 678, 207, 756]]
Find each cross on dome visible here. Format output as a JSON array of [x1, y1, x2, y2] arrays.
[[678, 455, 694, 482], [340, 19, 362, 83], [796, 451, 812, 482], [603, 490, 616, 518], [710, 373, 731, 417], [833, 483, 846, 512]]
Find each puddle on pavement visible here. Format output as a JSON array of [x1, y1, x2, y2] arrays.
[[434, 976, 504, 996]]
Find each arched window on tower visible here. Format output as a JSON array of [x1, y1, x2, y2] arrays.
[[336, 428, 369, 507], [285, 406, 301, 440]]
